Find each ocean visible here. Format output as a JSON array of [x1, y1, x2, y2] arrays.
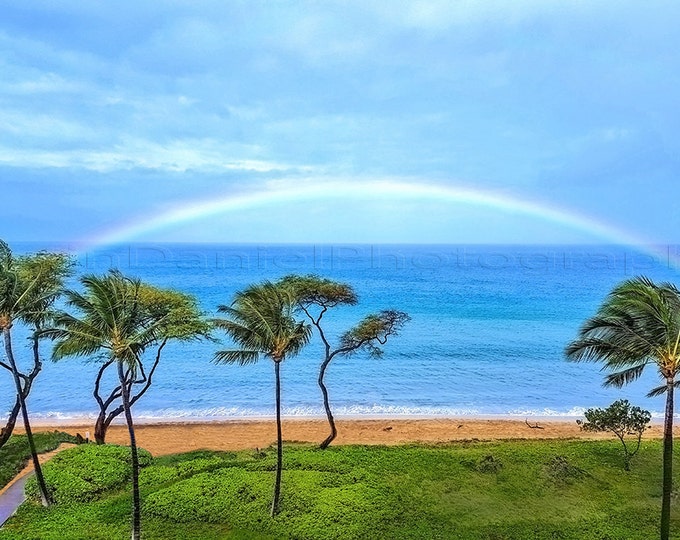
[[3, 243, 680, 422]]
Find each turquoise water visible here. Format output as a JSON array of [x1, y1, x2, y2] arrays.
[[3, 243, 680, 420]]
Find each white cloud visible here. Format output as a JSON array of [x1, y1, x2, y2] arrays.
[[0, 72, 86, 95], [0, 138, 315, 173], [0, 109, 95, 140]]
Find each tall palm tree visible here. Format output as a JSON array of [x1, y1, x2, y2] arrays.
[[213, 281, 310, 516], [565, 276, 680, 540], [50, 271, 194, 540], [0, 240, 71, 506]]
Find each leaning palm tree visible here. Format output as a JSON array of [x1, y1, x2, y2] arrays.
[[565, 276, 680, 540], [213, 281, 310, 516], [77, 286, 210, 444], [49, 271, 190, 540], [0, 240, 71, 506]]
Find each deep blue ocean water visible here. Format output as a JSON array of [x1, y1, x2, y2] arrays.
[[4, 243, 680, 421]]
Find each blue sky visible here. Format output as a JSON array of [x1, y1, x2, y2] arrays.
[[2, 1, 679, 245]]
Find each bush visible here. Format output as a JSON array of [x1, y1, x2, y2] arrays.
[[144, 467, 271, 524], [139, 456, 232, 488], [25, 444, 152, 504], [144, 465, 395, 539], [545, 455, 587, 484], [0, 431, 78, 490]]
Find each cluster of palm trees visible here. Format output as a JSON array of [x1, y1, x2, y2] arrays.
[[213, 276, 409, 516], [0, 242, 408, 538], [3, 238, 680, 539]]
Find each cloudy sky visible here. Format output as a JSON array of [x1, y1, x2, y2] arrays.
[[2, 1, 679, 245]]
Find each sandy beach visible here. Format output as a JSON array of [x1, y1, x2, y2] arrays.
[[14, 417, 669, 457]]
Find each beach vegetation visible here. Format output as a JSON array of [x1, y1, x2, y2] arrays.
[[0, 240, 72, 506], [0, 431, 77, 491], [47, 271, 203, 539], [213, 281, 311, 516], [566, 276, 680, 539], [280, 274, 409, 448], [1, 439, 677, 539], [25, 444, 152, 504], [577, 399, 651, 470]]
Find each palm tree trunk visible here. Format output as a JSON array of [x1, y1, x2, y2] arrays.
[[2, 326, 51, 507], [318, 358, 336, 450], [271, 359, 283, 517], [118, 362, 141, 540], [661, 377, 674, 540]]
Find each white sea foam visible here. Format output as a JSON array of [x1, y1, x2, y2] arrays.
[[19, 404, 670, 422]]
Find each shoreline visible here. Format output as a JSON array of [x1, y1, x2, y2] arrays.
[[24, 412, 671, 428], [26, 413, 591, 427], [13, 417, 672, 457]]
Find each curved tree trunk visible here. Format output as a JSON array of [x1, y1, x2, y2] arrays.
[[93, 360, 115, 444], [271, 359, 283, 517], [94, 412, 108, 445], [661, 377, 674, 540], [1, 332, 43, 449], [318, 358, 336, 450], [3, 326, 51, 507], [0, 397, 21, 449], [118, 362, 141, 540], [95, 343, 166, 445]]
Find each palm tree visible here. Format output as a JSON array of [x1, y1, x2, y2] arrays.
[[213, 281, 310, 516], [84, 287, 209, 444], [565, 276, 680, 540], [0, 240, 71, 506], [279, 275, 409, 449], [50, 271, 200, 540]]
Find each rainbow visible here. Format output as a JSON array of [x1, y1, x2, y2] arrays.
[[85, 179, 653, 249]]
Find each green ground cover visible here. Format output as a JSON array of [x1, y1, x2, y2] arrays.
[[0, 431, 78, 490], [1, 438, 679, 539]]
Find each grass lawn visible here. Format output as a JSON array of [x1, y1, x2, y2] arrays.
[[1, 438, 678, 539]]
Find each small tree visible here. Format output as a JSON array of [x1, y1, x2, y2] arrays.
[[577, 399, 651, 470], [279, 275, 409, 449]]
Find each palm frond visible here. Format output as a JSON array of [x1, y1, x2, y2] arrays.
[[213, 349, 260, 365], [648, 385, 668, 397], [213, 280, 311, 366], [603, 363, 648, 388], [566, 276, 680, 394], [646, 380, 680, 398]]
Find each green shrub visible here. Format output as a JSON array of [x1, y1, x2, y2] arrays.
[[144, 467, 271, 524], [0, 431, 78, 490], [25, 444, 152, 504], [144, 464, 396, 539], [476, 455, 503, 474], [139, 456, 231, 488], [545, 455, 587, 484], [3, 440, 678, 539]]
